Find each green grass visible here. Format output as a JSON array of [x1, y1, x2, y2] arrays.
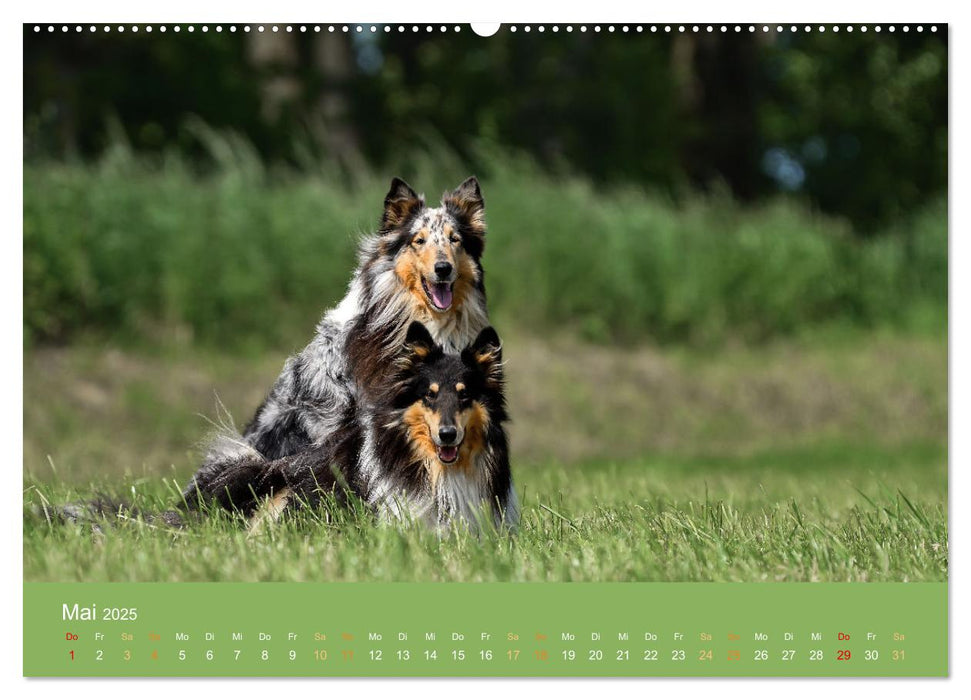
[[23, 332, 947, 583], [24, 139, 946, 348], [23, 449, 946, 583]]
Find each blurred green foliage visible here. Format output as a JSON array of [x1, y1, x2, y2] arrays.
[[23, 138, 946, 349], [24, 27, 946, 231]]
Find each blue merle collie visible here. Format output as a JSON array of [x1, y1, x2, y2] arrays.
[[184, 177, 492, 508], [187, 322, 516, 532]]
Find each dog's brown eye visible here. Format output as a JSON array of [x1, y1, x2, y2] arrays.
[[414, 237, 425, 246], [425, 391, 436, 402], [450, 235, 460, 244]]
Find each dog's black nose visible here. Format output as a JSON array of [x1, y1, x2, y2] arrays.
[[434, 261, 453, 280], [438, 425, 457, 444]]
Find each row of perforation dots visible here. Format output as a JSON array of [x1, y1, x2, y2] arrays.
[[32, 24, 940, 34]]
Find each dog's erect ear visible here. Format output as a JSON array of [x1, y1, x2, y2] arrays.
[[401, 321, 436, 365], [381, 177, 424, 231], [388, 322, 438, 404], [464, 326, 503, 388], [443, 176, 485, 227], [450, 176, 484, 208], [387, 176, 419, 203]]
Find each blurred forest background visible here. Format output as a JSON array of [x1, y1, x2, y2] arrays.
[[23, 26, 947, 494], [25, 25, 948, 347]]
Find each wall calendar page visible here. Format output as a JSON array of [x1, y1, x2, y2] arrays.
[[22, 16, 949, 682]]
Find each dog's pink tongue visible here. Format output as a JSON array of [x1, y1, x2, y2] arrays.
[[430, 282, 453, 310], [439, 445, 458, 462]]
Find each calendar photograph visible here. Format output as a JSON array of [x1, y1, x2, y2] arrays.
[[23, 22, 947, 583], [22, 21, 948, 678]]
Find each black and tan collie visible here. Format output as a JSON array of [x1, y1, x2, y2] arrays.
[[185, 322, 516, 532], [185, 177, 492, 502]]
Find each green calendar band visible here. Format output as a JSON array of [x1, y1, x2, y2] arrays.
[[24, 582, 947, 677]]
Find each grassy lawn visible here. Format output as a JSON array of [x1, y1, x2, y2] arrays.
[[24, 447, 946, 583], [23, 332, 947, 583]]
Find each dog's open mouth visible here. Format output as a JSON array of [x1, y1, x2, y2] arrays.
[[437, 444, 460, 464], [422, 278, 454, 311]]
